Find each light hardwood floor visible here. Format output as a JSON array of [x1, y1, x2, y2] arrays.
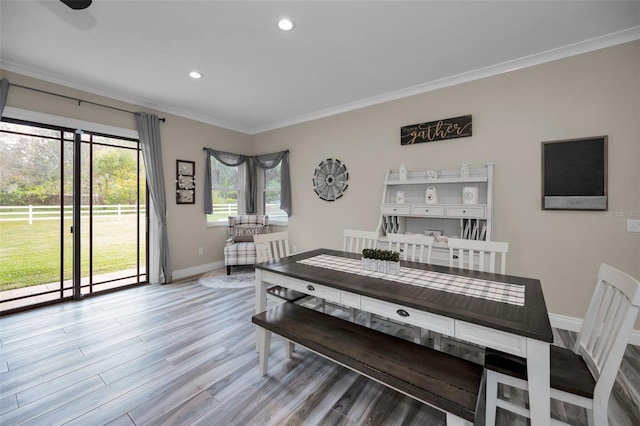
[[1, 269, 639, 425]]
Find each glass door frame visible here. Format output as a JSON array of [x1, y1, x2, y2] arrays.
[[0, 116, 148, 315]]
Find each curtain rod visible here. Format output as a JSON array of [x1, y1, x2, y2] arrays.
[[10, 82, 166, 122]]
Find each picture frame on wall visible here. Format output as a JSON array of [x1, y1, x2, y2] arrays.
[[176, 160, 195, 205], [177, 160, 194, 176]]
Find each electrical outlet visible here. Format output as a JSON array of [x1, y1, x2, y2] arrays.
[[627, 219, 640, 233], [198, 247, 204, 255], [293, 245, 297, 253]]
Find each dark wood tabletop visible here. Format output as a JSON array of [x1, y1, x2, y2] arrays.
[[256, 248, 553, 343]]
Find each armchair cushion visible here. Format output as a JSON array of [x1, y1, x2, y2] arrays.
[[227, 215, 269, 238], [232, 224, 268, 242]]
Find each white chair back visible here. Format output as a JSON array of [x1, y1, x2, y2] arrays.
[[254, 231, 291, 263], [343, 229, 378, 253], [447, 238, 509, 274], [387, 233, 435, 263], [485, 262, 640, 426], [576, 263, 640, 408]]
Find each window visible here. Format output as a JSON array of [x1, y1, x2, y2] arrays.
[[207, 160, 240, 224], [204, 149, 290, 225], [264, 163, 288, 224]]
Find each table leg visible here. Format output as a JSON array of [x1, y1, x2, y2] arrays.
[[255, 268, 267, 351], [526, 338, 550, 425]]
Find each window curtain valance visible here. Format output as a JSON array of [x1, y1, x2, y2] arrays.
[[253, 150, 291, 216], [203, 148, 251, 215], [203, 148, 291, 217], [0, 78, 9, 118]]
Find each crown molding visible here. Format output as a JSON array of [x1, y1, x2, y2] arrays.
[[0, 60, 249, 134], [249, 26, 640, 134], [3, 26, 639, 136]]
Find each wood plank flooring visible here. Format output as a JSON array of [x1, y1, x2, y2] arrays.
[[1, 269, 639, 425]]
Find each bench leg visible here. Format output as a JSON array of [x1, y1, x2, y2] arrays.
[[285, 340, 295, 358], [257, 327, 271, 376], [445, 413, 472, 426]]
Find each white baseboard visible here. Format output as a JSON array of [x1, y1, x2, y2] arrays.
[[172, 260, 225, 281], [550, 313, 640, 347]]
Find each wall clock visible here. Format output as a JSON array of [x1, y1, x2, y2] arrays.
[[313, 158, 349, 201]]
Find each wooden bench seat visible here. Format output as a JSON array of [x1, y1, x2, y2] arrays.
[[252, 302, 483, 425]]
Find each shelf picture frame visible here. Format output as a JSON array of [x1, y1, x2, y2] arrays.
[[177, 160, 195, 177], [176, 159, 195, 205]]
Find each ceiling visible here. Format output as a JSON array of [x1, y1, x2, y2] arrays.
[[1, 1, 639, 135]]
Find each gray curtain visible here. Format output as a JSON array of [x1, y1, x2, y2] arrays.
[[0, 78, 9, 118], [136, 113, 172, 284], [254, 150, 291, 216], [203, 148, 292, 216], [202, 148, 251, 214]]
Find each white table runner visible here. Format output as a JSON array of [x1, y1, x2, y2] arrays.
[[298, 254, 525, 306]]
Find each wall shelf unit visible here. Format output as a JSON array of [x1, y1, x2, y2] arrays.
[[376, 163, 495, 265]]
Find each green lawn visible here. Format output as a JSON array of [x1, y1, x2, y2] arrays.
[[0, 215, 145, 291]]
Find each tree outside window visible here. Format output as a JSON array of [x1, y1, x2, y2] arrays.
[[208, 160, 239, 223], [264, 163, 287, 223]]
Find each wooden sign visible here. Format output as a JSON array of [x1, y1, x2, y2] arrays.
[[401, 115, 472, 145]]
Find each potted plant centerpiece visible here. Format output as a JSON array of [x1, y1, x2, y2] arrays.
[[361, 248, 401, 275]]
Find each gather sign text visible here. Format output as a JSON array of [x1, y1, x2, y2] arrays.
[[401, 115, 472, 145]]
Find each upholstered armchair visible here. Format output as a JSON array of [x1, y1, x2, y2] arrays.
[[224, 215, 269, 275]]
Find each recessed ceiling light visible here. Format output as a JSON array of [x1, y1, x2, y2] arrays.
[[278, 18, 294, 31], [189, 71, 202, 79]]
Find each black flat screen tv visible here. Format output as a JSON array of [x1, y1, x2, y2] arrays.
[[541, 136, 607, 210]]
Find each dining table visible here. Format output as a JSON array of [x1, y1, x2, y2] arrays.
[[254, 248, 554, 425]]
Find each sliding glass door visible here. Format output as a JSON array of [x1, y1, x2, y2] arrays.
[[0, 119, 147, 314]]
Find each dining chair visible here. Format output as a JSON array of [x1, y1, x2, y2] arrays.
[[254, 231, 304, 355], [485, 263, 640, 425], [447, 238, 509, 274], [254, 230, 291, 263], [433, 238, 510, 350], [387, 233, 435, 263], [254, 231, 307, 304], [364, 233, 435, 344], [343, 229, 379, 253], [340, 229, 379, 322]]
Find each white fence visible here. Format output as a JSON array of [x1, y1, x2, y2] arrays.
[[0, 205, 145, 224], [0, 203, 285, 224], [211, 204, 238, 217]]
